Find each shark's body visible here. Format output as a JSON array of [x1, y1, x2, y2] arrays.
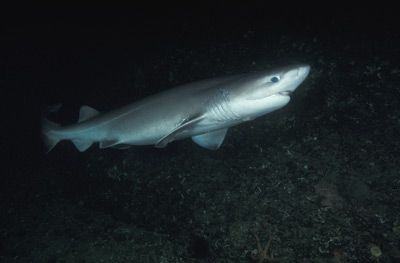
[[42, 64, 310, 152]]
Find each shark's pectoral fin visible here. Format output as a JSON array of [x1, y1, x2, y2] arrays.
[[191, 128, 228, 150], [79, 105, 100, 122], [155, 114, 206, 148]]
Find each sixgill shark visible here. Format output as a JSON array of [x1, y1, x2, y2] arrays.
[[42, 64, 310, 152]]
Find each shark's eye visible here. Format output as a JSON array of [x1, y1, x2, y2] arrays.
[[270, 76, 280, 83]]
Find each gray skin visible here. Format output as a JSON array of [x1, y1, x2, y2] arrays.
[[42, 64, 310, 152]]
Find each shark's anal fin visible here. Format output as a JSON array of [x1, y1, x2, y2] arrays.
[[79, 105, 100, 122], [72, 139, 93, 152], [191, 128, 228, 150], [155, 114, 206, 148]]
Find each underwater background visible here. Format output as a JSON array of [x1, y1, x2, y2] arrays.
[[1, 5, 400, 262]]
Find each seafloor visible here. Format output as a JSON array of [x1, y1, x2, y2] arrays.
[[2, 33, 400, 262]]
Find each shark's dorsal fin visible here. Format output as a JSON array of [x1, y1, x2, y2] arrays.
[[79, 105, 100, 122], [155, 114, 206, 148], [191, 128, 228, 150]]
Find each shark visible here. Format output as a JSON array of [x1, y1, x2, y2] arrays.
[[42, 64, 310, 152]]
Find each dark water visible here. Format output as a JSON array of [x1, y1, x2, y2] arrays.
[[2, 7, 400, 262]]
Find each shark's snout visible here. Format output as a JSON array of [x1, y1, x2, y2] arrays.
[[297, 65, 310, 78]]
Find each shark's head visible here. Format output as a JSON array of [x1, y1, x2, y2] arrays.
[[228, 64, 310, 120]]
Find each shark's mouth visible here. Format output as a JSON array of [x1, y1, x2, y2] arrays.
[[279, 91, 292, 96]]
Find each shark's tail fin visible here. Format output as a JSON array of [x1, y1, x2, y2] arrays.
[[41, 104, 100, 153], [41, 103, 64, 153], [42, 118, 61, 153]]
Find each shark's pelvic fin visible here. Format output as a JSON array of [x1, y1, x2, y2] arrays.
[[79, 105, 100, 122], [99, 140, 120, 149], [155, 114, 206, 148], [111, 144, 131, 150], [99, 140, 131, 150], [191, 128, 228, 150]]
